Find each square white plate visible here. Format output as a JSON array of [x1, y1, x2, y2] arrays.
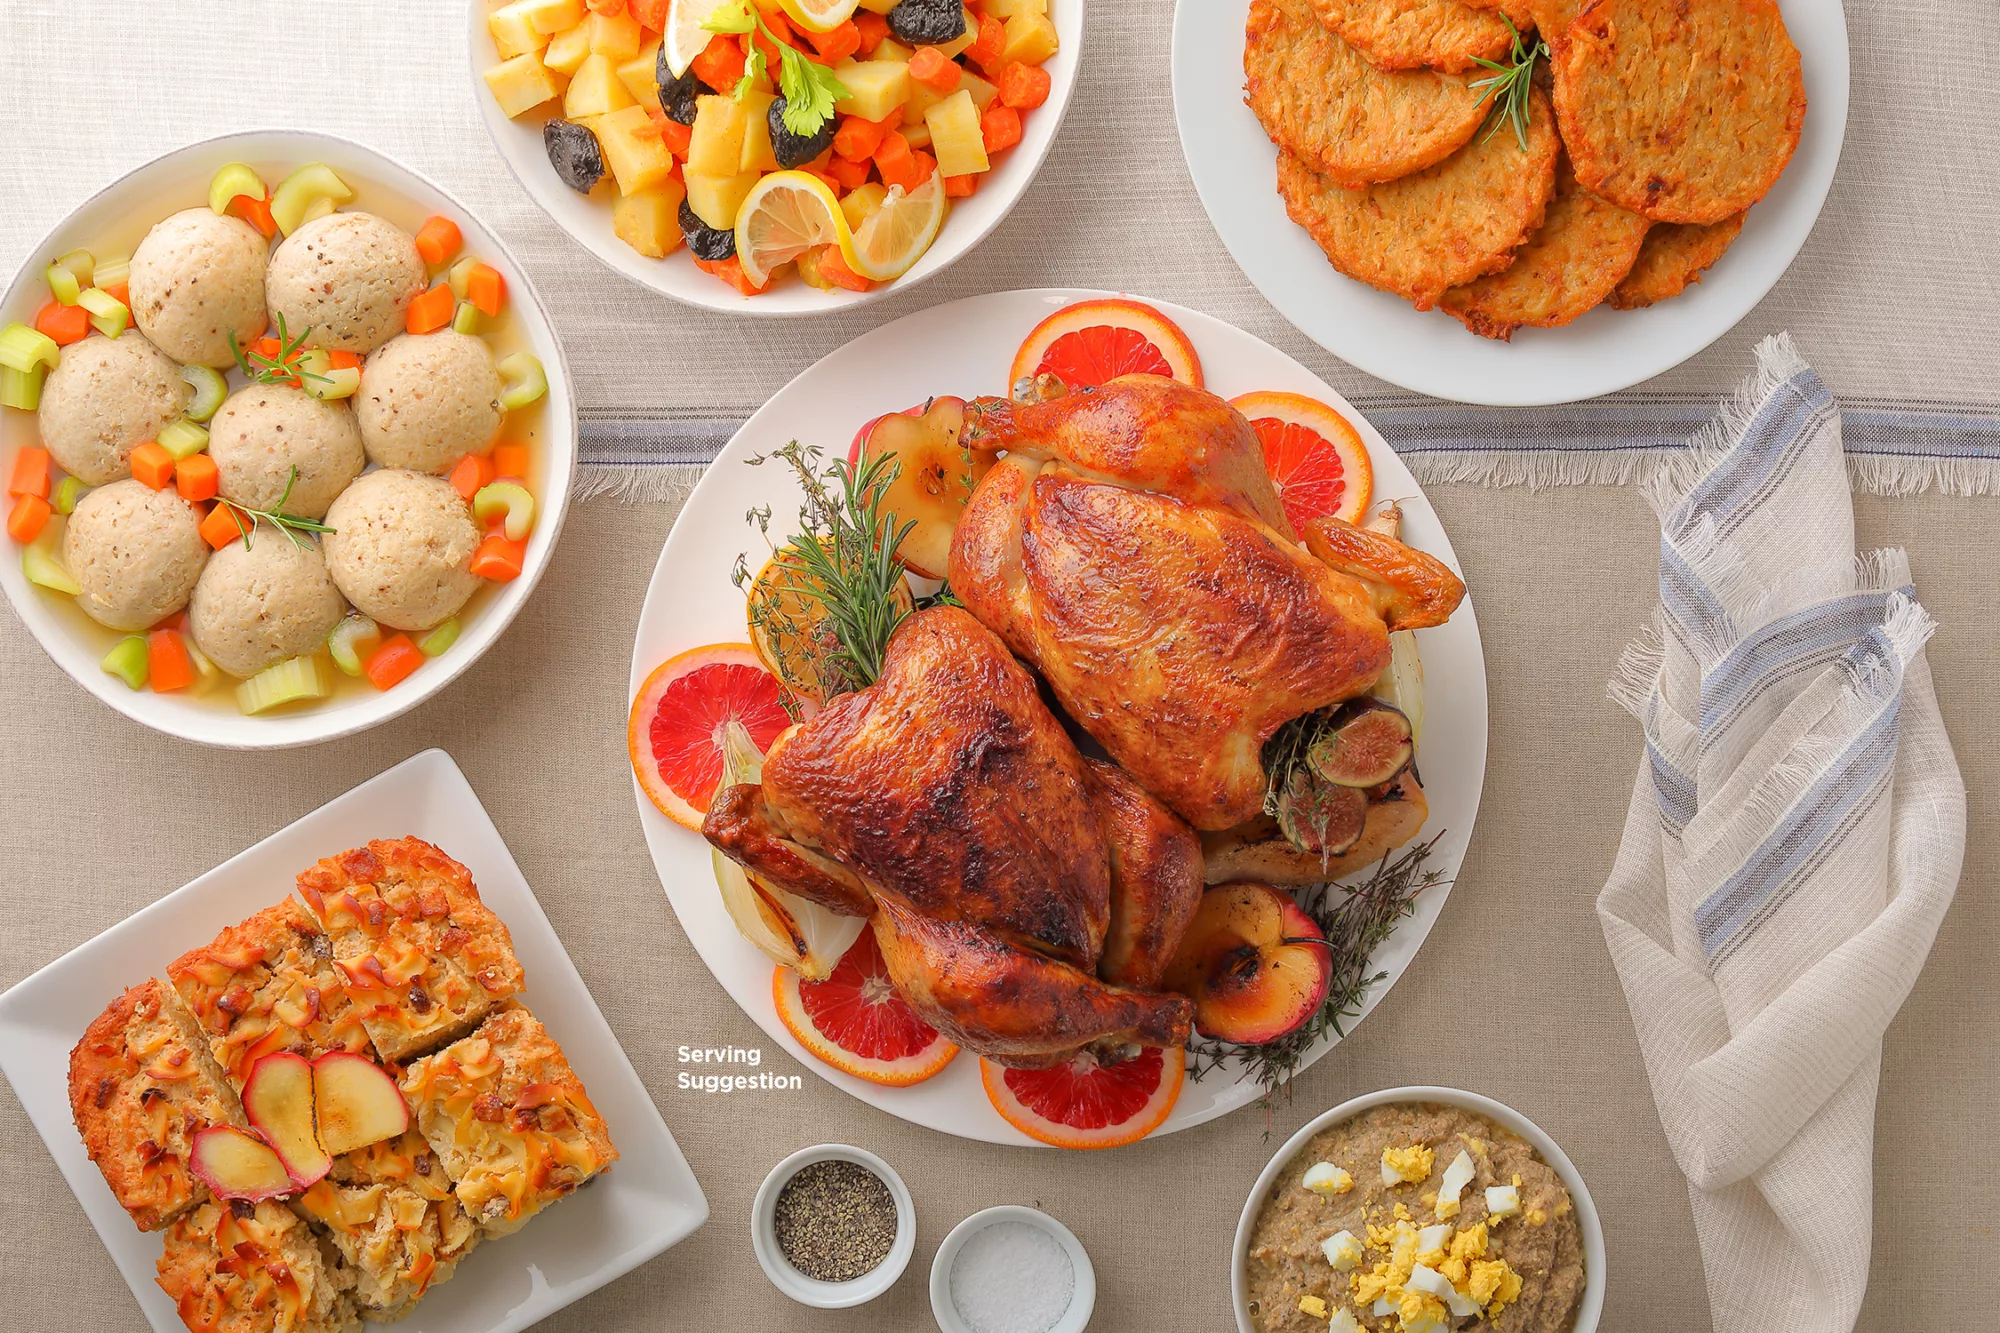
[[0, 748, 708, 1333]]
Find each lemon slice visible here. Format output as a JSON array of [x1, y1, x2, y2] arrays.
[[663, 0, 723, 78], [777, 0, 861, 32], [734, 170, 850, 288], [845, 173, 948, 283]]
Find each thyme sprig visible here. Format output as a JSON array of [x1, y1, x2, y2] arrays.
[[1469, 18, 1549, 150], [229, 312, 330, 388], [215, 466, 336, 551], [1261, 707, 1352, 855], [1187, 832, 1451, 1121]]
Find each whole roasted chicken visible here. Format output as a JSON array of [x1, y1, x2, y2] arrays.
[[705, 606, 1200, 1067], [950, 375, 1466, 831]]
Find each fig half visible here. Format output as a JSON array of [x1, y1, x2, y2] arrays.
[[1274, 768, 1369, 857], [1307, 700, 1414, 789]]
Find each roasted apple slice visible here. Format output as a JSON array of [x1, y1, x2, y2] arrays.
[[1308, 701, 1414, 789], [311, 1052, 410, 1155], [1161, 883, 1331, 1044], [854, 396, 974, 580], [241, 1052, 332, 1189], [187, 1126, 296, 1203]]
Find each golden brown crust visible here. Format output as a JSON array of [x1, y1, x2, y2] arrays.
[[1275, 86, 1559, 309], [1087, 759, 1205, 991], [1440, 155, 1653, 338], [1201, 774, 1430, 885], [157, 1198, 360, 1333], [1521, 0, 1579, 50], [1246, 0, 1488, 186], [296, 838, 524, 1062], [399, 1004, 617, 1237], [69, 980, 246, 1232], [1609, 211, 1746, 309], [167, 899, 374, 1091], [1554, 0, 1806, 224], [1308, 0, 1519, 73], [295, 1130, 477, 1319]]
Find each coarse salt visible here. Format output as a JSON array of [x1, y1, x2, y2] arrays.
[[948, 1219, 1076, 1333]]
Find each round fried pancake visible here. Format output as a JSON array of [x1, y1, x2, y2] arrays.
[[1463, 0, 1538, 32], [1554, 0, 1806, 224], [1307, 0, 1518, 73], [1275, 85, 1559, 309], [1609, 212, 1746, 309], [1440, 156, 1652, 339], [1246, 0, 1489, 186], [1522, 0, 1579, 49]]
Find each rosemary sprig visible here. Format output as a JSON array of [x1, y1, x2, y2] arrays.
[[229, 312, 331, 388], [1468, 18, 1548, 150], [215, 466, 336, 551], [1187, 832, 1451, 1120]]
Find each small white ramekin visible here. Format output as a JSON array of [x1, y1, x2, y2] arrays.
[[929, 1204, 1096, 1333], [751, 1143, 916, 1309]]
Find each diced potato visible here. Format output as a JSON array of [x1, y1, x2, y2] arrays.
[[586, 9, 644, 58], [517, 0, 588, 35], [684, 168, 761, 230], [857, 0, 899, 13], [831, 59, 912, 123], [959, 69, 998, 110], [484, 54, 564, 118], [903, 75, 950, 126], [738, 90, 780, 173], [899, 119, 933, 149], [488, 3, 548, 59], [840, 182, 889, 232], [687, 94, 751, 177], [617, 38, 663, 105], [1001, 8, 1059, 65], [592, 105, 677, 194], [984, 0, 1045, 16], [874, 37, 914, 63], [565, 52, 638, 117], [795, 246, 835, 291], [925, 89, 988, 177], [543, 22, 592, 76], [614, 180, 688, 258], [937, 9, 980, 60]]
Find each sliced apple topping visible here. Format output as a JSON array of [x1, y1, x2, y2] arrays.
[[855, 396, 977, 580], [242, 1052, 332, 1189], [1160, 883, 1332, 1043], [187, 1126, 295, 1203], [312, 1052, 410, 1155]]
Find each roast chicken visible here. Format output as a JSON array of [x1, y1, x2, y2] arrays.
[[949, 375, 1466, 831], [704, 606, 1201, 1067]]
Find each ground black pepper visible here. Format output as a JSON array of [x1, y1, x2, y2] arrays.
[[772, 1159, 897, 1283]]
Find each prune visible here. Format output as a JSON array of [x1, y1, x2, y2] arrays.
[[768, 97, 839, 169], [657, 49, 710, 125], [679, 200, 737, 261], [543, 120, 605, 194], [887, 0, 966, 45]]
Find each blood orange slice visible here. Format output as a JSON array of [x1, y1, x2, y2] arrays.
[[773, 930, 959, 1086], [1230, 391, 1374, 532], [981, 1044, 1185, 1149], [629, 644, 793, 831], [1009, 298, 1204, 393]]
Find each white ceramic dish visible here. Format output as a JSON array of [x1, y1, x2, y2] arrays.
[[466, 0, 1083, 315], [628, 287, 1489, 1144], [930, 1205, 1095, 1333], [1171, 0, 1849, 405], [751, 1143, 916, 1307], [1231, 1086, 1605, 1333], [0, 130, 578, 749], [0, 749, 708, 1333]]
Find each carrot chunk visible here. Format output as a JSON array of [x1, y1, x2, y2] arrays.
[[7, 494, 50, 543], [130, 442, 177, 491], [943, 172, 980, 198], [694, 255, 768, 296], [450, 452, 499, 500], [817, 245, 873, 292], [174, 452, 219, 503], [854, 10, 889, 54], [908, 45, 962, 92], [147, 630, 196, 693], [34, 300, 91, 347], [364, 634, 425, 690], [201, 503, 246, 549], [466, 264, 508, 318], [469, 533, 528, 582], [9, 446, 50, 499], [228, 194, 278, 238], [874, 131, 921, 191], [998, 61, 1051, 109], [967, 14, 1006, 73], [657, 116, 694, 156], [415, 216, 464, 267], [805, 20, 861, 63], [834, 114, 892, 163], [981, 101, 1022, 153], [491, 443, 531, 479], [691, 33, 747, 90], [406, 284, 455, 335], [827, 152, 874, 191]]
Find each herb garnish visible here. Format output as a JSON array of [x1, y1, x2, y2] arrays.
[[229, 313, 331, 389], [1187, 833, 1450, 1120], [215, 466, 336, 551], [1469, 18, 1548, 151], [702, 0, 851, 136]]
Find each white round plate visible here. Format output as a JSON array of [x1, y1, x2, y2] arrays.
[[1171, 0, 1849, 406], [0, 130, 577, 749], [467, 0, 1083, 316], [628, 288, 1489, 1144]]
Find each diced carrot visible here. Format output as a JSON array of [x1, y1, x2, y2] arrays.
[[981, 101, 1022, 153], [628, 0, 669, 26], [153, 609, 189, 634], [854, 9, 889, 54], [147, 630, 196, 693], [228, 193, 278, 238], [694, 255, 768, 297], [656, 115, 694, 156], [943, 172, 980, 198], [908, 46, 961, 93], [805, 164, 844, 195], [9, 446, 50, 499], [7, 494, 50, 543], [174, 452, 219, 503], [469, 533, 528, 582], [491, 442, 531, 479], [450, 452, 499, 500], [130, 442, 177, 491], [586, 0, 626, 14], [998, 61, 1051, 109], [201, 503, 246, 549], [967, 14, 1006, 73], [804, 20, 861, 64], [328, 350, 361, 370], [34, 300, 91, 346], [103, 282, 130, 310], [816, 245, 873, 292], [363, 634, 425, 690], [414, 216, 463, 267], [691, 33, 747, 91], [827, 152, 873, 191], [406, 283, 455, 335], [912, 150, 938, 185], [874, 131, 922, 191], [466, 264, 507, 318], [250, 336, 283, 360], [834, 114, 891, 162]]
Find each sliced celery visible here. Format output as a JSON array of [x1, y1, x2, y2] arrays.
[[53, 248, 94, 288], [451, 300, 480, 336], [77, 288, 128, 339], [419, 618, 461, 657], [45, 263, 81, 306], [0, 366, 45, 412], [159, 420, 210, 460], [270, 163, 353, 236], [448, 255, 480, 300], [326, 614, 382, 677], [180, 365, 227, 422], [207, 162, 266, 215], [184, 639, 223, 694], [52, 476, 83, 515], [495, 353, 547, 411], [472, 480, 535, 541], [0, 323, 61, 374], [102, 635, 149, 689], [91, 256, 130, 289], [236, 654, 330, 713], [23, 542, 80, 595]]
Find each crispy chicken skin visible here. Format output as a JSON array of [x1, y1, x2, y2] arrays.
[[951, 375, 1464, 832], [1087, 759, 1204, 991]]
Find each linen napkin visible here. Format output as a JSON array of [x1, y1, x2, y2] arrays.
[[1598, 335, 1966, 1333]]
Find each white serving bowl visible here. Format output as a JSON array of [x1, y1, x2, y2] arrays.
[[465, 0, 1084, 315], [751, 1143, 917, 1308], [930, 1204, 1095, 1333], [1232, 1086, 1606, 1333], [0, 130, 577, 750]]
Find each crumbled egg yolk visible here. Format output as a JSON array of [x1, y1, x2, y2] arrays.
[[1299, 1294, 1329, 1319], [1381, 1144, 1435, 1186], [1303, 1162, 1356, 1196], [1347, 1212, 1523, 1329]]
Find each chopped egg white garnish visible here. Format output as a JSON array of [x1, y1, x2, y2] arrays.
[[1303, 1162, 1355, 1196], [1434, 1150, 1477, 1219], [1415, 1224, 1451, 1256], [1372, 1296, 1397, 1318], [1485, 1184, 1521, 1219], [1321, 1230, 1363, 1271], [1408, 1263, 1482, 1318], [1327, 1309, 1360, 1333]]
